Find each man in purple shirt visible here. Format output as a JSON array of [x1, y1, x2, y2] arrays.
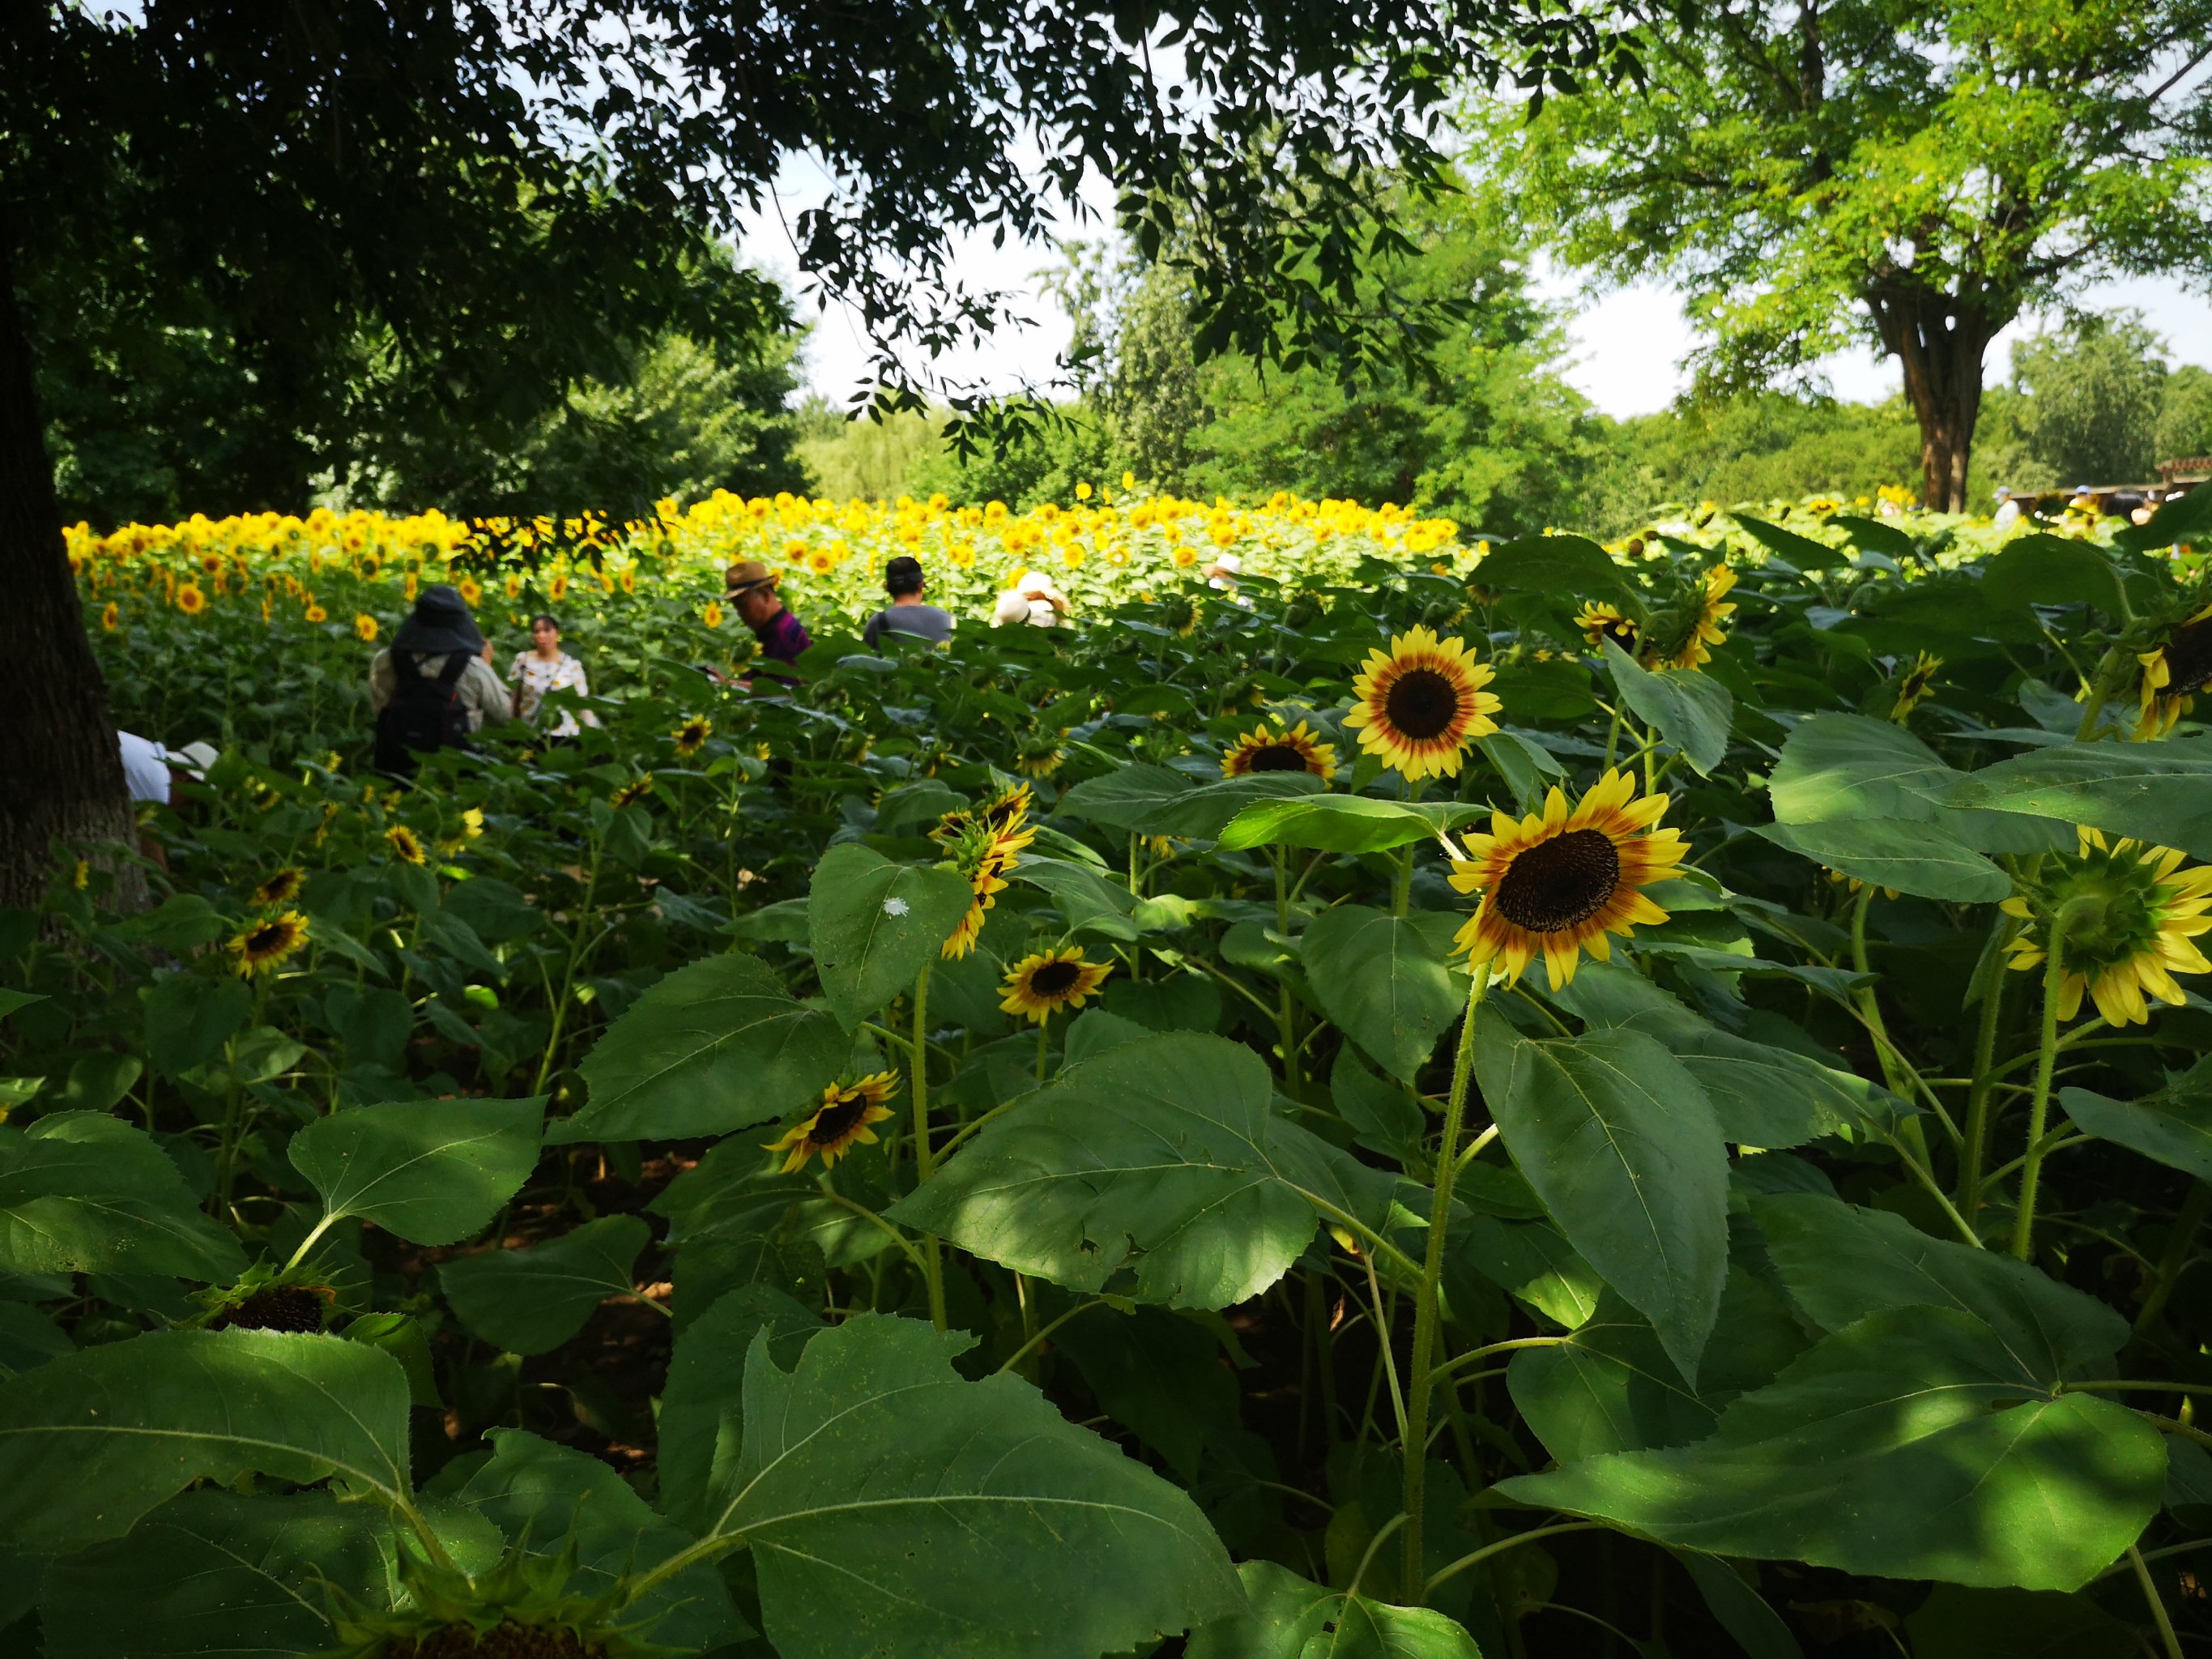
[[725, 561, 812, 667]]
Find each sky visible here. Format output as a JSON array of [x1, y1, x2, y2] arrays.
[[742, 168, 2212, 420]]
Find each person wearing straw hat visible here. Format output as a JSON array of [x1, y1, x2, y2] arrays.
[[725, 560, 812, 666], [369, 583, 511, 773]]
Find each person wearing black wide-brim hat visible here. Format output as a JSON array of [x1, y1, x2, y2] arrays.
[[368, 584, 513, 771]]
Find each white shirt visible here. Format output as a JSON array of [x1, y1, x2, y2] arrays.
[[1993, 499, 2021, 529], [509, 650, 594, 736], [118, 731, 171, 804]]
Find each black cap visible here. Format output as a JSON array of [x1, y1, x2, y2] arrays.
[[390, 583, 485, 655]]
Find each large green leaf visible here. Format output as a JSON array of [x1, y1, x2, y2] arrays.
[[1302, 906, 1466, 1082], [0, 1330, 413, 1552], [143, 975, 251, 1081], [435, 1215, 650, 1354], [1943, 740, 2212, 861], [891, 1031, 1391, 1308], [0, 1112, 245, 1282], [2061, 1076, 2212, 1183], [2116, 480, 2212, 552], [691, 1313, 1242, 1659], [1507, 1300, 1717, 1463], [1903, 1584, 2139, 1659], [288, 1098, 545, 1247], [1731, 514, 1849, 570], [807, 843, 974, 1027], [1056, 764, 1324, 839], [446, 1429, 745, 1651], [658, 1284, 825, 1535], [1218, 795, 1485, 855], [548, 953, 847, 1144], [1496, 1307, 2164, 1590], [649, 1143, 825, 1324], [1768, 713, 1957, 821], [37, 1491, 394, 1659], [1982, 535, 2125, 615], [1600, 638, 1732, 776], [1754, 818, 2010, 903], [1189, 1560, 1483, 1658], [1476, 531, 1645, 611], [1749, 1192, 2127, 1380], [1473, 1015, 1729, 1385], [1011, 855, 1142, 940]]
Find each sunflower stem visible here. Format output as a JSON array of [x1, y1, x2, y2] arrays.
[[2013, 902, 2086, 1262], [909, 962, 948, 1331], [1848, 884, 1933, 1168], [2130, 1542, 2186, 1659], [1402, 966, 1488, 1603], [1957, 910, 2019, 1226], [2133, 1180, 2212, 1338], [1274, 851, 1301, 1097]]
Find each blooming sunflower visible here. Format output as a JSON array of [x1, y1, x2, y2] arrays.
[[1652, 565, 1737, 671], [1574, 603, 1641, 655], [1221, 719, 1337, 783], [457, 577, 484, 606], [999, 947, 1114, 1023], [1890, 652, 1943, 722], [1343, 627, 1502, 781], [304, 603, 328, 624], [2136, 602, 2212, 738], [2001, 829, 2212, 1026], [100, 602, 119, 632], [253, 866, 306, 906], [701, 600, 724, 629], [176, 583, 207, 616], [671, 716, 713, 757], [1016, 742, 1067, 779], [764, 1073, 900, 1172], [934, 791, 1036, 960], [228, 910, 310, 977], [1448, 768, 1687, 989], [384, 824, 428, 865], [610, 774, 655, 808], [355, 613, 379, 642]]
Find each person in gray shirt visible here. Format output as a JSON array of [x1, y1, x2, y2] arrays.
[[864, 556, 956, 650]]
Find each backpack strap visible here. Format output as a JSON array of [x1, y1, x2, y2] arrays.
[[433, 652, 470, 689]]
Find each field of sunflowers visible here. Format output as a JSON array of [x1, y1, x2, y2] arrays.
[[9, 477, 2212, 1658]]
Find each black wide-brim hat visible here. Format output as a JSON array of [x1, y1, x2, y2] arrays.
[[391, 583, 485, 655]]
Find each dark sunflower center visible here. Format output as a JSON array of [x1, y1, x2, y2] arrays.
[[215, 1286, 327, 1333], [246, 923, 289, 954], [1028, 960, 1084, 998], [1383, 667, 1461, 740], [811, 1098, 868, 1144], [1492, 828, 1622, 933], [1247, 743, 1311, 773], [2164, 616, 2212, 696]]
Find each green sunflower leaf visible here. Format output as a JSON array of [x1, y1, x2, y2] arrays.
[[1754, 817, 2011, 904], [1217, 795, 1487, 855], [1903, 1584, 2140, 1659], [682, 1312, 1242, 1659], [0, 1330, 413, 1552], [545, 953, 847, 1144], [1942, 740, 2212, 862], [0, 1111, 245, 1282], [1055, 763, 1325, 839], [1473, 1013, 1730, 1387], [1189, 1559, 1484, 1658], [2061, 1074, 2212, 1183], [808, 844, 976, 1027], [1475, 532, 1647, 612], [435, 1214, 652, 1355], [1600, 638, 1732, 777], [1494, 1307, 2165, 1590], [890, 1031, 1404, 1308], [1301, 906, 1468, 1082], [36, 1491, 394, 1659], [1982, 535, 2126, 615], [288, 1097, 546, 1248], [1730, 514, 1850, 571]]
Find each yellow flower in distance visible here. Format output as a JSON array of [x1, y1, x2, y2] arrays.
[[1656, 565, 1737, 672], [1343, 626, 1502, 781], [999, 946, 1113, 1023], [1449, 768, 1687, 990], [100, 601, 120, 632], [2136, 601, 2212, 739], [1221, 720, 1337, 783], [228, 910, 310, 977], [764, 1072, 900, 1172], [176, 582, 207, 616], [253, 866, 306, 906], [1574, 602, 1640, 655], [2002, 829, 2212, 1026], [355, 612, 379, 642], [1890, 652, 1942, 722], [304, 603, 328, 624], [671, 715, 713, 757], [384, 824, 428, 865], [701, 600, 724, 629]]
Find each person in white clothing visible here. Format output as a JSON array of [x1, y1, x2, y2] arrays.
[[509, 614, 595, 736], [1992, 486, 2021, 530], [115, 733, 219, 804], [990, 569, 1070, 629]]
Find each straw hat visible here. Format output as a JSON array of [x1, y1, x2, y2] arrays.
[[724, 560, 781, 595]]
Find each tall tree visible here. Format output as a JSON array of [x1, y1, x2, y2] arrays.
[[1470, 0, 2212, 510], [2, 1, 1628, 905]]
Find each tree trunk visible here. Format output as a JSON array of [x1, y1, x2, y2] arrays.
[[1865, 280, 1997, 513], [0, 224, 139, 910]]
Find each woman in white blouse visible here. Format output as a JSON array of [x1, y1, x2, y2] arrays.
[[509, 614, 595, 737]]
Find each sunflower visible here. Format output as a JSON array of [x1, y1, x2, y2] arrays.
[[2136, 602, 2212, 738], [1448, 768, 1687, 989], [457, 576, 484, 606], [934, 792, 1036, 960], [610, 774, 655, 808], [1652, 565, 1737, 671], [253, 866, 306, 906], [1342, 626, 1502, 781], [1221, 719, 1337, 783], [228, 910, 310, 976], [764, 1072, 900, 1172], [671, 716, 713, 757], [100, 602, 119, 632], [2002, 829, 2212, 1026], [304, 603, 328, 624], [999, 947, 1114, 1023], [1016, 742, 1067, 779], [384, 824, 428, 865], [1574, 602, 1641, 655], [701, 600, 724, 629], [176, 582, 207, 616], [354, 612, 379, 642], [1890, 652, 1943, 721]]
